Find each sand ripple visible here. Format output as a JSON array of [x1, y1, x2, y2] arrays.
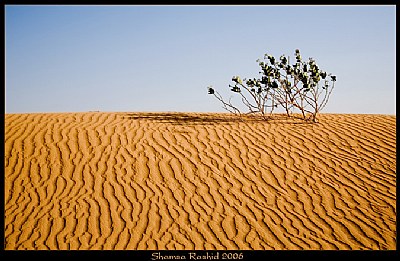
[[4, 112, 396, 250]]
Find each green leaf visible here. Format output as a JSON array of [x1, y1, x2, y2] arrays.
[[232, 76, 243, 84], [268, 55, 275, 64], [280, 55, 287, 65], [231, 86, 241, 93]]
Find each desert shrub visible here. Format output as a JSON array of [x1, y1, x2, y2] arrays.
[[207, 49, 337, 122]]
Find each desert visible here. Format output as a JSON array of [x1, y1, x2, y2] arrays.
[[4, 112, 396, 250]]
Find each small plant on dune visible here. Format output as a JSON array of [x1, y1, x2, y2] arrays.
[[207, 49, 337, 122]]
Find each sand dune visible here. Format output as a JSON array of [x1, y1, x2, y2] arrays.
[[4, 112, 396, 250]]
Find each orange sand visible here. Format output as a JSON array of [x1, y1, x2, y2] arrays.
[[4, 112, 396, 250]]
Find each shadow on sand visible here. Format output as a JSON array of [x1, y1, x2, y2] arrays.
[[122, 112, 312, 126]]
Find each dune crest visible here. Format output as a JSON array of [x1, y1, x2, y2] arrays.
[[4, 112, 396, 250]]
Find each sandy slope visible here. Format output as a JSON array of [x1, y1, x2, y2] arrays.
[[4, 112, 396, 250]]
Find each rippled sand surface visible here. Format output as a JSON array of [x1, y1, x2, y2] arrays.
[[4, 112, 396, 250]]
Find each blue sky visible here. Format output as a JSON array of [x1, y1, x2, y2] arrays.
[[5, 5, 396, 114]]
